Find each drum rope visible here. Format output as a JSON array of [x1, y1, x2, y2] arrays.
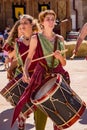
[[57, 83, 81, 117], [1, 77, 22, 95], [39, 104, 69, 126]]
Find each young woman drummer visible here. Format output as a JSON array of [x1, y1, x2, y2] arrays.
[[2, 15, 41, 130]]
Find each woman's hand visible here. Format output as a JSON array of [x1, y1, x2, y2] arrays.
[[53, 50, 66, 66], [22, 73, 31, 84], [7, 67, 14, 80], [54, 50, 62, 60]]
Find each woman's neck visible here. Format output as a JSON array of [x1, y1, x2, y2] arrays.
[[42, 30, 55, 43], [22, 31, 32, 46], [43, 30, 54, 37], [24, 31, 32, 39]]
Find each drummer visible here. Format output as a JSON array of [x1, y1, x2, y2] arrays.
[[12, 10, 70, 130], [15, 15, 46, 130], [3, 15, 41, 130]]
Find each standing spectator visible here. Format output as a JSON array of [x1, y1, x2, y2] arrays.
[[0, 34, 4, 52], [0, 33, 4, 62], [3, 26, 10, 40]]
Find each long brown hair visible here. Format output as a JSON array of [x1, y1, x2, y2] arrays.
[[6, 20, 20, 45]]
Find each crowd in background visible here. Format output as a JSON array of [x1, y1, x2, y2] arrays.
[[0, 26, 11, 69]]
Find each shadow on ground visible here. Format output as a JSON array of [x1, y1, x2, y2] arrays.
[[0, 108, 34, 130], [79, 109, 87, 124]]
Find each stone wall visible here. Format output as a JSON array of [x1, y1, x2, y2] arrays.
[[70, 0, 87, 30], [82, 0, 87, 24], [0, 0, 14, 31], [0, 0, 71, 34], [1, 0, 87, 32]]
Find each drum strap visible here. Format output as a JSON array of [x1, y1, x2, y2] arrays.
[[51, 35, 61, 72]]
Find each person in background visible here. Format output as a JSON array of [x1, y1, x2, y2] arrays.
[[0, 33, 4, 61], [3, 26, 10, 40], [12, 10, 70, 130], [0, 34, 4, 52], [71, 23, 87, 59]]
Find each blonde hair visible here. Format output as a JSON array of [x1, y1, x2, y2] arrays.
[[39, 10, 56, 23]]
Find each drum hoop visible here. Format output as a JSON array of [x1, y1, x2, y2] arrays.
[[31, 75, 60, 105]]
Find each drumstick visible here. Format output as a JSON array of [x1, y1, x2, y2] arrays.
[[12, 49, 68, 63], [70, 53, 76, 60], [32, 49, 68, 62], [20, 50, 29, 58], [7, 49, 68, 85], [12, 50, 29, 62], [10, 49, 68, 77]]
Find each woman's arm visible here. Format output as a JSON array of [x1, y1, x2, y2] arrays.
[[23, 35, 37, 82], [73, 23, 87, 55]]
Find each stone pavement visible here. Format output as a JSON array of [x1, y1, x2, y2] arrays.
[[0, 58, 87, 130]]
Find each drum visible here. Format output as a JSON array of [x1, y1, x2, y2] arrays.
[[0, 73, 36, 117], [31, 74, 86, 129]]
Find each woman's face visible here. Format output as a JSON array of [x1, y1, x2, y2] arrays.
[[20, 18, 32, 35], [42, 14, 56, 31]]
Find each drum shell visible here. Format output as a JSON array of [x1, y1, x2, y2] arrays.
[[0, 73, 36, 117], [31, 74, 86, 129]]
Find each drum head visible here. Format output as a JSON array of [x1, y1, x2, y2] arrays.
[[35, 77, 56, 99], [31, 75, 60, 105]]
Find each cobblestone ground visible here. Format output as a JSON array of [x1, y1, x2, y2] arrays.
[[0, 58, 87, 130]]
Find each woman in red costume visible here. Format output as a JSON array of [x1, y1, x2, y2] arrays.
[[14, 14, 39, 130], [3, 15, 41, 130]]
